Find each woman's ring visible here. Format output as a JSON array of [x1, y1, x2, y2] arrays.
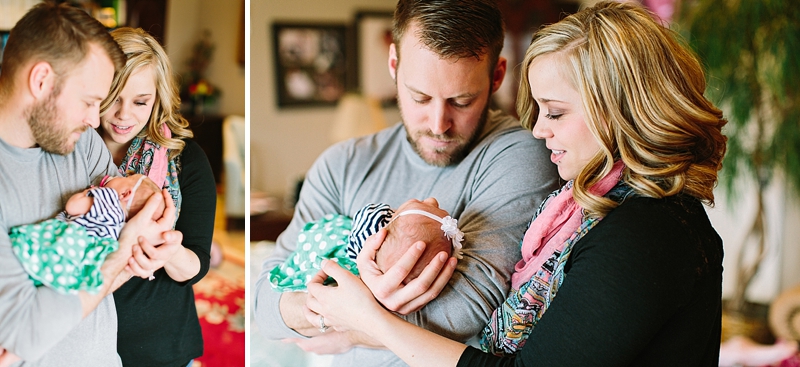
[[318, 315, 329, 333], [148, 272, 155, 281]]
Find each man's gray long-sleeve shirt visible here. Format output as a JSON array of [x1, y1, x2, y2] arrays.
[[254, 110, 560, 366], [0, 129, 121, 367]]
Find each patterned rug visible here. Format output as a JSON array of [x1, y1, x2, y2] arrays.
[[192, 264, 245, 367]]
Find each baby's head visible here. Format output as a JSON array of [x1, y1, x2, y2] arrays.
[[376, 198, 463, 285], [102, 174, 165, 220]]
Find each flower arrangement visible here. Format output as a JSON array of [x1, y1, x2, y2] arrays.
[[182, 30, 221, 114]]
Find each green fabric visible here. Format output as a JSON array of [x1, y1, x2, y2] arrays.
[[10, 219, 118, 294], [269, 214, 358, 291]]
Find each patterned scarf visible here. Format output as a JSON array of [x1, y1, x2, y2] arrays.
[[480, 161, 634, 355], [117, 124, 182, 219]]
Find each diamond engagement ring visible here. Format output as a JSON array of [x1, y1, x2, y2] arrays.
[[148, 272, 155, 281], [318, 315, 329, 333]]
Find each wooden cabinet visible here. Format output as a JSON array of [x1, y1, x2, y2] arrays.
[[124, 0, 168, 46], [185, 113, 224, 184]]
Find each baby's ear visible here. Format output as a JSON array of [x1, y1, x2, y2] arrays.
[[118, 189, 132, 200]]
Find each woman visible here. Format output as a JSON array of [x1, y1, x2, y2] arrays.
[[98, 27, 217, 367], [304, 2, 727, 366]]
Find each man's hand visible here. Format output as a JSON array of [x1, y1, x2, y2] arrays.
[[108, 267, 132, 292], [298, 298, 388, 351], [118, 189, 176, 249], [283, 331, 356, 355], [282, 329, 389, 354], [0, 348, 21, 367], [357, 229, 457, 314], [279, 292, 320, 336]]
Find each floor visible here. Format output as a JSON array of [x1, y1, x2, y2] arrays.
[[250, 241, 334, 367], [190, 186, 246, 367], [208, 185, 332, 367], [211, 187, 245, 267]]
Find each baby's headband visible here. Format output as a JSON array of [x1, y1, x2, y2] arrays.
[[99, 175, 114, 187], [126, 175, 147, 212], [100, 175, 147, 212], [393, 209, 464, 259]]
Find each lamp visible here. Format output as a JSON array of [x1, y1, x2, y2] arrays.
[[329, 93, 387, 143]]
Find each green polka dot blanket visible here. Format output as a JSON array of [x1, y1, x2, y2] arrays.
[[269, 213, 359, 291], [10, 219, 118, 294]]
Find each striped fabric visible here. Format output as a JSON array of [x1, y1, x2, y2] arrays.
[[346, 203, 394, 260], [57, 187, 125, 239]]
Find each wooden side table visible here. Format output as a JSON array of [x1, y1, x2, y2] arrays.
[[250, 211, 293, 242]]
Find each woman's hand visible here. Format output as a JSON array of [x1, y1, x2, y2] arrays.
[[306, 259, 467, 366], [306, 259, 385, 335], [125, 230, 184, 280], [357, 229, 457, 314]]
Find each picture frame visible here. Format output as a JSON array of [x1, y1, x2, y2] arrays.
[[272, 22, 348, 107], [237, 0, 245, 67], [0, 31, 10, 74], [353, 11, 395, 104]]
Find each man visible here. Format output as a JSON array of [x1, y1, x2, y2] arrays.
[[254, 0, 560, 365], [0, 3, 178, 366]]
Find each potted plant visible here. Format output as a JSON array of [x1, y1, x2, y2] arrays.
[[678, 0, 800, 341]]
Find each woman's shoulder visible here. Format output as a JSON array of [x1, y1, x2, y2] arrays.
[[174, 138, 214, 180], [594, 194, 723, 264], [178, 138, 205, 158], [611, 195, 708, 224]]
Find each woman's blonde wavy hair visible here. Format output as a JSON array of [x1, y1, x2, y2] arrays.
[[100, 27, 192, 160], [517, 1, 727, 217]]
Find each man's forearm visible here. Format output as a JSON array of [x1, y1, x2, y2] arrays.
[[276, 293, 388, 344], [78, 240, 131, 317], [279, 292, 317, 335]]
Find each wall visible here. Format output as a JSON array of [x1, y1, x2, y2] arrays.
[[250, 0, 398, 196], [166, 0, 245, 117]]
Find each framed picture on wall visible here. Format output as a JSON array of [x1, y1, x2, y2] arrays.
[[1, 31, 10, 73], [272, 22, 348, 107], [353, 11, 395, 104]]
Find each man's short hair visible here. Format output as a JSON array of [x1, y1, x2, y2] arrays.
[[0, 2, 125, 93], [392, 0, 505, 73]]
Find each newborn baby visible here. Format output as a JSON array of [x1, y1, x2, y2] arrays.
[[10, 174, 165, 294], [269, 198, 463, 291], [65, 173, 166, 223]]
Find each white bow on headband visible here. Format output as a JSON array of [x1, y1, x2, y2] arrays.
[[393, 209, 464, 259]]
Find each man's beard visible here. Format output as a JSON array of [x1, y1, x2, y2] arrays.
[[25, 89, 86, 155], [403, 97, 491, 167]]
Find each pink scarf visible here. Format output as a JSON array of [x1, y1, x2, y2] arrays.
[[140, 124, 170, 188], [511, 161, 625, 290], [117, 123, 182, 219]]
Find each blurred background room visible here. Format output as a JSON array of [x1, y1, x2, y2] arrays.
[[251, 0, 800, 366], [1, 1, 246, 366]]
